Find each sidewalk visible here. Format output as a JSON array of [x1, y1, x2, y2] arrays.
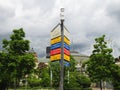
[[92, 88, 113, 90]]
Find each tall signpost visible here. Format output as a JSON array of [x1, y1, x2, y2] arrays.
[[50, 8, 70, 90], [60, 8, 64, 90]]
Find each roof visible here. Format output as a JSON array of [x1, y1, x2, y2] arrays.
[[38, 57, 49, 63]]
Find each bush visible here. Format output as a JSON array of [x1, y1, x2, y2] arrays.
[[64, 72, 91, 90], [76, 74, 91, 88], [28, 77, 41, 88], [64, 72, 92, 90], [81, 88, 92, 90], [64, 72, 80, 90], [113, 81, 120, 90]]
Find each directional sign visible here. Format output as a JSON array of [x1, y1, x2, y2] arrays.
[[46, 46, 50, 58], [50, 24, 70, 62], [64, 36, 70, 45], [51, 24, 61, 39], [51, 42, 61, 50], [50, 54, 61, 61], [51, 36, 61, 45], [51, 42, 70, 50], [64, 27, 70, 39], [64, 54, 70, 62], [64, 61, 70, 67], [51, 36, 70, 45], [50, 48, 70, 56], [50, 48, 61, 55], [50, 54, 70, 62], [64, 48, 70, 56], [64, 43, 70, 50], [51, 24, 70, 39]]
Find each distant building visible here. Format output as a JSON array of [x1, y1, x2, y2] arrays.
[[28, 48, 39, 69], [70, 50, 89, 72], [71, 50, 89, 63], [38, 57, 49, 63], [115, 56, 120, 66]]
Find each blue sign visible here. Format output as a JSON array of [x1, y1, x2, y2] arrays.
[[51, 42, 61, 50], [51, 42, 70, 50], [64, 61, 70, 67], [64, 43, 70, 50]]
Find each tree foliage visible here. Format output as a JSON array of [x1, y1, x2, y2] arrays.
[[0, 28, 35, 89], [110, 64, 120, 90], [3, 28, 29, 54], [47, 55, 77, 88], [86, 35, 115, 90], [48, 55, 91, 90]]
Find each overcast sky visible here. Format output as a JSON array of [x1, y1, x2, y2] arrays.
[[0, 0, 120, 57]]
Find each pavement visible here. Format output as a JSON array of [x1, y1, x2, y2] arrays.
[[92, 88, 113, 90]]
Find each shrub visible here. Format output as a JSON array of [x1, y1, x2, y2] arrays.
[[28, 77, 41, 88], [64, 72, 91, 90], [76, 74, 91, 88]]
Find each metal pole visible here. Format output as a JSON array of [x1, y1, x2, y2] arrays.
[[60, 8, 64, 90], [50, 69, 52, 87], [25, 77, 27, 90], [68, 70, 69, 84], [60, 19, 64, 90]]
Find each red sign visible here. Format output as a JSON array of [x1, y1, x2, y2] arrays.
[[50, 48, 70, 56], [64, 48, 70, 56], [50, 48, 61, 55]]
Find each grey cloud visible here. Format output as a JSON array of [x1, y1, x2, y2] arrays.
[[0, 6, 14, 22], [35, 0, 56, 12], [27, 36, 50, 57], [106, 1, 120, 22], [1, 0, 120, 57], [71, 42, 91, 55], [22, 0, 56, 11]]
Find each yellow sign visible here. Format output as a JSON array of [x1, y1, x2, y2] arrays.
[[50, 54, 61, 61], [64, 36, 70, 45], [64, 54, 70, 62], [51, 36, 61, 45], [50, 54, 70, 62], [51, 36, 70, 45]]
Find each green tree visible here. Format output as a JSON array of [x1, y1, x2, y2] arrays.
[[0, 52, 11, 90], [49, 55, 77, 88], [86, 35, 114, 90], [40, 68, 50, 87], [64, 72, 80, 90], [37, 62, 50, 87], [110, 64, 120, 90], [0, 28, 35, 89], [76, 74, 91, 89], [50, 61, 60, 87], [68, 55, 77, 72]]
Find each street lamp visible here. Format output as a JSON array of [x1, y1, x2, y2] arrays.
[[60, 8, 64, 20], [25, 74, 28, 90], [75, 63, 82, 72]]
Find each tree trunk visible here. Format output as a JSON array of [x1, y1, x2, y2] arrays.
[[100, 80, 102, 90], [0, 80, 8, 90]]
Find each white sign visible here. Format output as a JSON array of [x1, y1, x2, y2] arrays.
[[64, 27, 70, 39], [51, 25, 61, 39], [51, 24, 70, 40]]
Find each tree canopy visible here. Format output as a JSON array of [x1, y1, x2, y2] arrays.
[[0, 28, 35, 89], [86, 35, 115, 90]]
